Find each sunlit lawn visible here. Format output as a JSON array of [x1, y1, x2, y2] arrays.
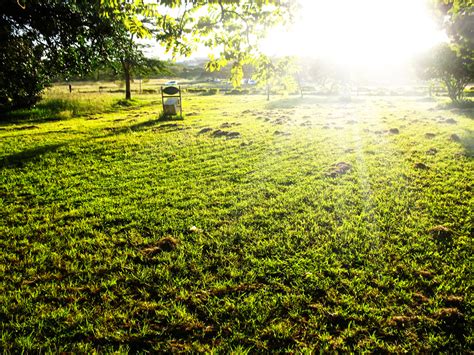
[[1, 91, 472, 352]]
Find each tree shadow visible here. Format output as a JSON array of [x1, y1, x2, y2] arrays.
[[453, 108, 474, 120], [460, 130, 474, 157], [1, 143, 64, 169], [103, 116, 185, 137], [0, 109, 62, 126], [265, 95, 361, 109], [158, 114, 184, 122], [439, 99, 474, 119]]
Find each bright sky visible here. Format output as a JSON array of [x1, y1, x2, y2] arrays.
[[143, 0, 447, 71], [261, 0, 447, 68]]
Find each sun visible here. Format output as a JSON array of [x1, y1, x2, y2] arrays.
[[261, 0, 447, 69]]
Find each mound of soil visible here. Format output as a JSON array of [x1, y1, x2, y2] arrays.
[[212, 130, 241, 138], [220, 122, 241, 128], [274, 130, 290, 136], [428, 225, 453, 240], [327, 162, 352, 177], [198, 127, 213, 134], [450, 134, 461, 142], [414, 162, 429, 169], [141, 236, 178, 255]]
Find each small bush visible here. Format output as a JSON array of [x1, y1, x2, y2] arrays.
[[56, 110, 73, 120], [203, 88, 219, 95], [186, 88, 207, 94], [141, 89, 157, 94], [227, 89, 250, 95]]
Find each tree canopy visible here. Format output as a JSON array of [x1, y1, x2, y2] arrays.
[[0, 0, 295, 109], [418, 0, 474, 103], [432, 0, 473, 57], [0, 0, 116, 108], [416, 43, 474, 102]]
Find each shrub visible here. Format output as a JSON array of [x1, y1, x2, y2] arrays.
[[204, 88, 219, 95]]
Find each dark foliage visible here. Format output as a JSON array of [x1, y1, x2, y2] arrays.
[[0, 0, 115, 110]]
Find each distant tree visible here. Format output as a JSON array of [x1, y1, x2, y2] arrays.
[[416, 43, 474, 102], [106, 0, 295, 98], [253, 55, 297, 100], [197, 1, 297, 87], [302, 59, 351, 95]]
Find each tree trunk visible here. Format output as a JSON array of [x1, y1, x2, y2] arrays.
[[122, 60, 131, 100], [266, 65, 270, 101], [296, 72, 303, 98]]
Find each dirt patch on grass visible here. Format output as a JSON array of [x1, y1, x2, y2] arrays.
[[428, 225, 453, 240], [159, 123, 180, 128], [198, 127, 213, 134], [274, 130, 290, 136], [272, 116, 291, 125], [433, 308, 464, 322], [412, 292, 430, 303], [449, 134, 461, 142], [414, 162, 429, 169], [444, 295, 464, 307], [425, 133, 436, 139], [220, 122, 241, 128], [327, 162, 352, 177], [389, 128, 400, 134], [141, 236, 178, 255], [212, 130, 241, 138]]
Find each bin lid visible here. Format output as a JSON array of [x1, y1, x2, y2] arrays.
[[163, 86, 180, 95]]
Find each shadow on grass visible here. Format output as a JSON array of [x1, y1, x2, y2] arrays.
[[0, 98, 94, 125], [0, 107, 62, 125], [439, 99, 474, 119], [103, 114, 184, 137], [127, 114, 184, 131], [460, 130, 474, 157], [0, 98, 155, 126], [265, 95, 360, 109], [453, 108, 474, 120], [0, 143, 64, 169]]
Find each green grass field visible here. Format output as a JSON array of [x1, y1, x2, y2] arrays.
[[1, 91, 473, 352]]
